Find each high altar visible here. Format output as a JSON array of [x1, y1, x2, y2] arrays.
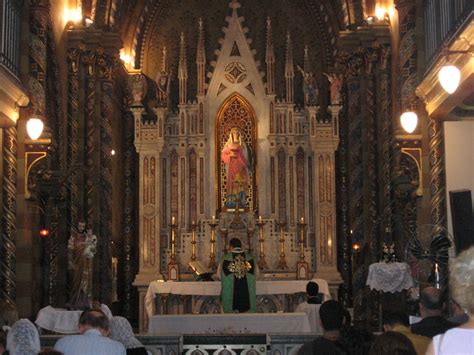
[[130, 1, 342, 331]]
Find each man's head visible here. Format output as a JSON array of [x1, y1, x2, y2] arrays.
[[419, 287, 444, 318], [229, 238, 242, 250], [306, 281, 319, 297], [382, 311, 410, 331], [78, 310, 109, 335], [319, 300, 345, 331]]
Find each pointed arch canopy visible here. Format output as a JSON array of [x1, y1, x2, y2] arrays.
[[216, 94, 257, 211]]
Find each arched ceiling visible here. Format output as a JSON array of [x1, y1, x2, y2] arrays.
[[84, 0, 369, 104]]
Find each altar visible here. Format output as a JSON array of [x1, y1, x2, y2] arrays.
[[148, 313, 312, 335], [132, 0, 343, 333], [143, 278, 330, 331]]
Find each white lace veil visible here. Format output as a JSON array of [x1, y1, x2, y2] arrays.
[[109, 316, 144, 349], [6, 319, 41, 355]]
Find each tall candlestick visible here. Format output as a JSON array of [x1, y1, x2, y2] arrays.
[[277, 221, 288, 270], [190, 220, 197, 261], [296, 217, 309, 279], [298, 217, 306, 261], [208, 217, 218, 270], [170, 216, 177, 260], [256, 217, 267, 270], [168, 217, 179, 280]]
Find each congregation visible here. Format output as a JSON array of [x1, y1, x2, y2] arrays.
[[1, 246, 473, 354]]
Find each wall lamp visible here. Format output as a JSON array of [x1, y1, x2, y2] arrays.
[[26, 117, 44, 140], [438, 40, 473, 94], [24, 115, 51, 199], [400, 111, 418, 134]]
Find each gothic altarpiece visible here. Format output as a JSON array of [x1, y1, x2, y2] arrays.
[[130, 2, 342, 326]]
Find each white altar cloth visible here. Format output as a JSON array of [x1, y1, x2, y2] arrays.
[[145, 279, 330, 317], [35, 305, 113, 334], [366, 262, 414, 293], [148, 312, 312, 335]]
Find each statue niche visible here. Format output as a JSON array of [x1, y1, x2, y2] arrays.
[[217, 95, 256, 211]]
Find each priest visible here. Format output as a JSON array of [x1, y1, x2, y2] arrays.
[[220, 238, 256, 313]]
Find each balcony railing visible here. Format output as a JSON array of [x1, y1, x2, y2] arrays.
[[424, 0, 473, 68], [0, 0, 21, 77]]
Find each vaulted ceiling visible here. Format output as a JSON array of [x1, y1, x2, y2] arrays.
[[78, 0, 370, 104]]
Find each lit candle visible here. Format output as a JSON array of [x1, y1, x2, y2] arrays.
[[300, 217, 304, 224], [171, 216, 176, 224], [259, 216, 262, 222], [212, 215, 216, 222]]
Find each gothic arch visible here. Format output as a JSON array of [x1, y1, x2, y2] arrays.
[[216, 94, 257, 211]]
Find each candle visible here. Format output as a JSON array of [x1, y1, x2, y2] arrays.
[[212, 215, 216, 222], [259, 215, 262, 222], [300, 217, 304, 224], [171, 216, 176, 224]]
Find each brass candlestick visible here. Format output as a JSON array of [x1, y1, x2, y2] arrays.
[[297, 217, 309, 279], [277, 221, 288, 270], [190, 220, 197, 261], [168, 216, 179, 280], [170, 216, 177, 261], [208, 216, 218, 270], [298, 217, 307, 261], [256, 216, 268, 270]]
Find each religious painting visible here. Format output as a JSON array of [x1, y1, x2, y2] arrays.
[[217, 95, 256, 211]]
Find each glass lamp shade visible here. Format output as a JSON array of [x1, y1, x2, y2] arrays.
[[438, 65, 461, 94], [400, 111, 418, 133], [26, 118, 44, 140]]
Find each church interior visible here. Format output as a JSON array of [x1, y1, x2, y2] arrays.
[[0, 0, 473, 353]]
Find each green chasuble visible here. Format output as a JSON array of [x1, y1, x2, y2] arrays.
[[221, 249, 256, 313]]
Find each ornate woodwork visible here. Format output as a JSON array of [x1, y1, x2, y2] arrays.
[[428, 120, 447, 229], [1, 127, 17, 305]]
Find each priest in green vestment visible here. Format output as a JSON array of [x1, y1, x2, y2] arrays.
[[220, 238, 256, 313]]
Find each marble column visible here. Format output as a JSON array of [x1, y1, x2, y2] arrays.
[[309, 105, 342, 290], [132, 103, 165, 332]]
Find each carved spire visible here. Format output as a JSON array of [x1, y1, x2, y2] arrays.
[[196, 18, 206, 97], [229, 0, 241, 16], [266, 17, 275, 95], [178, 32, 187, 104], [285, 32, 294, 103], [303, 45, 310, 74], [161, 46, 168, 73]]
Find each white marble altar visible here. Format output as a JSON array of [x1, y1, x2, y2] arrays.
[[145, 278, 330, 319], [148, 313, 312, 335]]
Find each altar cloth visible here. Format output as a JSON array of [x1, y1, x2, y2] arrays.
[[145, 279, 330, 317], [148, 312, 312, 335]]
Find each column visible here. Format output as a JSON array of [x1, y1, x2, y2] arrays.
[[132, 103, 165, 331], [309, 104, 342, 289]]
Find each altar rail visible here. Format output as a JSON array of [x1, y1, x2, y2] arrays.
[[41, 334, 316, 355]]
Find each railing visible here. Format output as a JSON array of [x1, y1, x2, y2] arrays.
[[0, 0, 21, 77], [424, 0, 473, 67]]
